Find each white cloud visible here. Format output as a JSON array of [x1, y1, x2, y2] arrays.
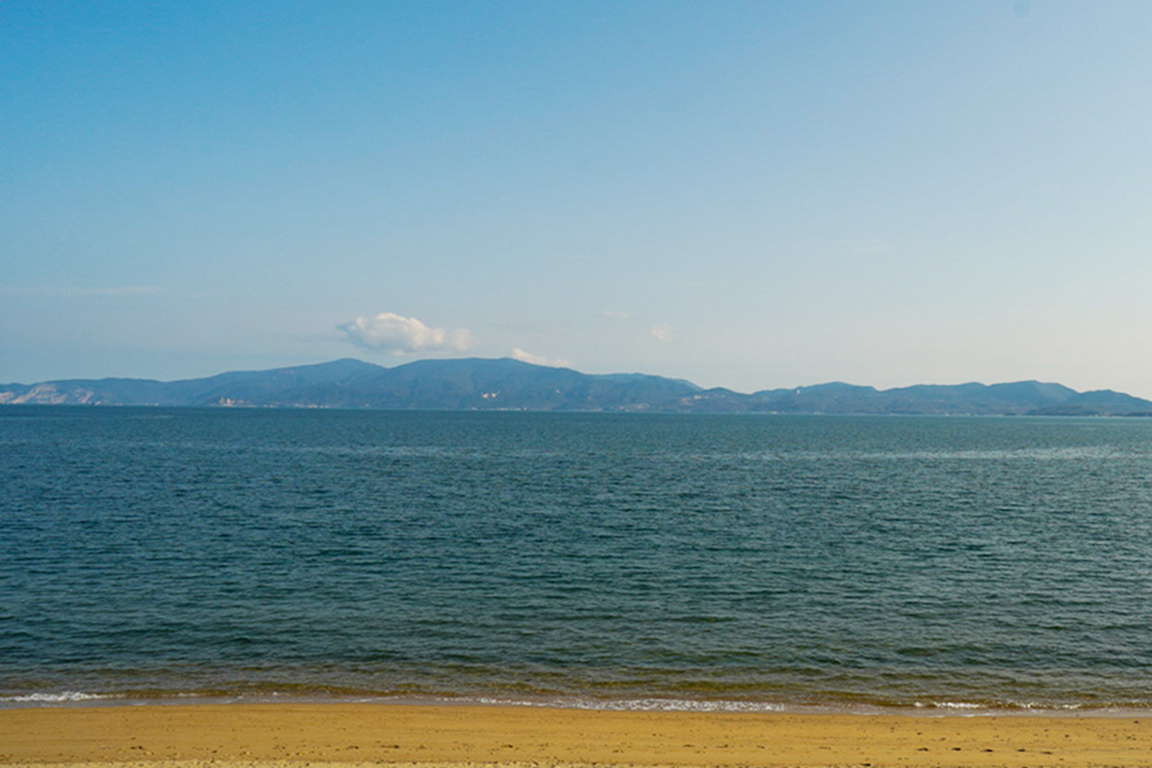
[[651, 323, 676, 342], [341, 312, 476, 354], [599, 310, 631, 320], [511, 348, 571, 368]]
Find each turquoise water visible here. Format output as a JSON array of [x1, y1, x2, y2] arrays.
[[3, 407, 1152, 711]]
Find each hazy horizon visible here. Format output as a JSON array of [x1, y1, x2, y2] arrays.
[[5, 2, 1152, 397]]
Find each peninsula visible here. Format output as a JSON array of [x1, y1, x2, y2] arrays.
[[3, 358, 1152, 416]]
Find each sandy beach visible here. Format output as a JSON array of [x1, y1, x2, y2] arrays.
[[3, 703, 1152, 768]]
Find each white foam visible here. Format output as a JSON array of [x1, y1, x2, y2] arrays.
[[596, 698, 787, 713], [918, 701, 983, 710], [4, 691, 106, 703], [467, 695, 786, 713], [916, 700, 1091, 715]]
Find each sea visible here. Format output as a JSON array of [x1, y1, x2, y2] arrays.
[[3, 406, 1152, 713]]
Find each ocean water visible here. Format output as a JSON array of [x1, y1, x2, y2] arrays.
[[3, 406, 1152, 712]]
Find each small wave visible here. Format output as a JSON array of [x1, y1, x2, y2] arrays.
[[915, 700, 1094, 714], [590, 698, 787, 713], [916, 701, 983, 710], [3, 691, 107, 704], [1005, 701, 1085, 712], [467, 695, 787, 713]]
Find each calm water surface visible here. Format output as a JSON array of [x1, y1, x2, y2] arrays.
[[3, 407, 1152, 711]]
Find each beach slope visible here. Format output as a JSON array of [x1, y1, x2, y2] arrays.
[[3, 704, 1152, 767]]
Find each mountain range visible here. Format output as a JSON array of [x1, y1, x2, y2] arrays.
[[3, 357, 1152, 416]]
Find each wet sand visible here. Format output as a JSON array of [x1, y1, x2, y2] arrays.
[[3, 703, 1152, 767]]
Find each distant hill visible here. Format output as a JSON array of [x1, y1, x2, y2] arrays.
[[0, 359, 703, 412], [3, 358, 1152, 416]]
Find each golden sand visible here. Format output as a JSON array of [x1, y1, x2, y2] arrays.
[[3, 703, 1152, 768]]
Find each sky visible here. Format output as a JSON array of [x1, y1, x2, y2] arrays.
[[3, 1, 1152, 396]]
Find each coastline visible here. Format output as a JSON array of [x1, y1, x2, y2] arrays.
[[5, 702, 1152, 767]]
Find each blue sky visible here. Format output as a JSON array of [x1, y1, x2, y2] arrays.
[[3, 1, 1152, 395]]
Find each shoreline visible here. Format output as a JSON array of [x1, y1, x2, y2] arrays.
[[5, 702, 1152, 767], [6, 691, 1151, 717]]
